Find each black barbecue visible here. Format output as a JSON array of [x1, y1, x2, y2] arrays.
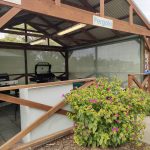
[[30, 62, 55, 83]]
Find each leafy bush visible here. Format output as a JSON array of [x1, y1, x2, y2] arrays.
[[66, 78, 150, 148]]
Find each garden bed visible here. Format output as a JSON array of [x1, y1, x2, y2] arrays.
[[34, 134, 150, 150]]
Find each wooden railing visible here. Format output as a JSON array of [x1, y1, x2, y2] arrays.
[[0, 78, 96, 150], [128, 73, 150, 93]]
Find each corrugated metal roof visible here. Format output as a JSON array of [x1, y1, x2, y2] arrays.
[[104, 0, 129, 19], [87, 0, 99, 7], [88, 27, 115, 40]]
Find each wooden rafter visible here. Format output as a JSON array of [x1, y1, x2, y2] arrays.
[[28, 21, 67, 47], [0, 7, 21, 28], [9, 27, 38, 33], [0, 0, 149, 36], [129, 5, 133, 25], [100, 0, 104, 17], [5, 14, 36, 29], [38, 16, 80, 45]]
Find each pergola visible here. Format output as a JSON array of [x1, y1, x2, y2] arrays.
[[0, 0, 150, 149], [0, 0, 150, 84]]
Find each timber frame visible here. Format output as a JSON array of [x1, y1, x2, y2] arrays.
[[0, 0, 149, 83], [0, 0, 150, 36], [128, 73, 150, 93], [0, 0, 150, 149], [0, 78, 96, 150]]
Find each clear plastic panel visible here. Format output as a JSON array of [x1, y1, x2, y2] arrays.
[[27, 51, 65, 73], [69, 48, 96, 79], [0, 49, 24, 74], [97, 40, 141, 85]]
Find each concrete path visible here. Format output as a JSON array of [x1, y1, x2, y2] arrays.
[[143, 116, 150, 144]]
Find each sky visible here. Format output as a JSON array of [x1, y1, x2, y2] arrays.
[[0, 0, 150, 39], [133, 0, 150, 23]]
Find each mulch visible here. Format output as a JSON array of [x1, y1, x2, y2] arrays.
[[33, 134, 150, 150]]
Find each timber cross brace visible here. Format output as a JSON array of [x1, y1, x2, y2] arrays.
[[0, 0, 149, 36], [128, 74, 150, 93], [0, 78, 96, 150]]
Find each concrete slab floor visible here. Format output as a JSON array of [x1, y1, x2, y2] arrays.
[[0, 104, 21, 146]]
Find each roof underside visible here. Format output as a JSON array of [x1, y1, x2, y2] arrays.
[[0, 0, 146, 48]]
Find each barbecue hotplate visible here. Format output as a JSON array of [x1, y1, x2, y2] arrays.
[[30, 62, 55, 83]]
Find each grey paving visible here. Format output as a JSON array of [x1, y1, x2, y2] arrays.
[[143, 116, 150, 145], [0, 104, 20, 145]]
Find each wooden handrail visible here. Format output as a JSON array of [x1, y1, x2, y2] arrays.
[[0, 77, 96, 91], [0, 80, 95, 150]]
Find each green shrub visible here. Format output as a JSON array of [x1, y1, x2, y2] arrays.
[[66, 78, 150, 148]]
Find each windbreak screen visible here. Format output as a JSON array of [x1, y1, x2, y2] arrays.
[[97, 39, 141, 85], [27, 51, 65, 73], [69, 48, 96, 79]]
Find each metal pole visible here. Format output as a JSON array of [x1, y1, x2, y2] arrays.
[[65, 49, 69, 80], [24, 23, 28, 84]]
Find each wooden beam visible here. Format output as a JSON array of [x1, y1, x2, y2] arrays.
[[5, 14, 35, 29], [144, 36, 150, 51], [28, 21, 67, 47], [0, 93, 68, 115], [39, 16, 80, 45], [55, 0, 61, 6], [0, 7, 21, 28], [9, 27, 38, 33], [129, 5, 133, 25], [0, 0, 149, 36], [67, 13, 137, 38], [132, 76, 143, 89], [0, 41, 64, 52], [126, 0, 150, 29], [0, 29, 45, 38], [0, 101, 66, 150], [15, 127, 74, 150], [0, 77, 96, 91], [0, 80, 95, 150], [100, 0, 104, 17], [142, 76, 149, 87], [128, 74, 133, 88]]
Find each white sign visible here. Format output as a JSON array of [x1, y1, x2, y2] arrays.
[[3, 0, 21, 5], [93, 15, 113, 29]]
